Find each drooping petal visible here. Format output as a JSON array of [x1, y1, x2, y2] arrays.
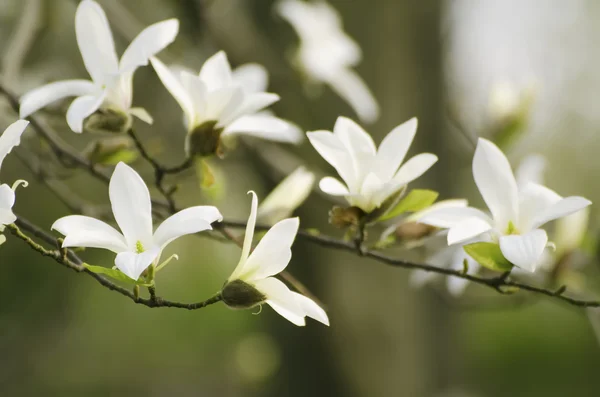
[[499, 229, 548, 272], [418, 206, 492, 228], [239, 217, 299, 282], [327, 68, 379, 124], [229, 191, 258, 281], [75, 0, 119, 84], [254, 277, 306, 326], [153, 206, 223, 248], [198, 51, 233, 91], [119, 19, 179, 73], [51, 215, 128, 253], [319, 176, 349, 196], [150, 57, 195, 128], [293, 292, 329, 326], [390, 153, 438, 188], [222, 114, 303, 143], [19, 80, 97, 118], [375, 118, 417, 181], [115, 247, 160, 281], [0, 184, 16, 225], [109, 162, 153, 249], [447, 217, 493, 245], [306, 130, 356, 189], [232, 63, 269, 93], [472, 138, 519, 228], [0, 120, 29, 169], [66, 93, 105, 133], [531, 196, 592, 230]]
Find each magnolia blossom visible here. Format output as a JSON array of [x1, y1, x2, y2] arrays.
[[307, 117, 437, 213], [20, 0, 179, 132], [257, 166, 315, 225], [222, 192, 329, 326], [150, 52, 302, 157], [275, 0, 379, 124], [52, 162, 222, 280], [0, 120, 30, 228], [419, 138, 591, 272]]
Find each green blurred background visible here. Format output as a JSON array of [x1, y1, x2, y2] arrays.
[[1, 0, 599, 396]]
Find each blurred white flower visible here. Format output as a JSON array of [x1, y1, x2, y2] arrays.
[[276, 0, 379, 123], [151, 52, 302, 157], [222, 191, 329, 327], [420, 138, 591, 272], [308, 117, 437, 213], [488, 80, 535, 124], [19, 0, 179, 132], [0, 120, 30, 227], [52, 162, 222, 280], [257, 166, 315, 225]]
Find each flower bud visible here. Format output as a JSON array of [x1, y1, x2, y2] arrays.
[[222, 279, 267, 309], [185, 121, 224, 158], [84, 109, 131, 134], [329, 206, 365, 228]]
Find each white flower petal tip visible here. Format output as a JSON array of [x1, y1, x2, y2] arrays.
[[0, 119, 29, 170]]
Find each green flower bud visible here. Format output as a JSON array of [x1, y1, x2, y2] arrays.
[[84, 108, 131, 134], [185, 121, 224, 158], [222, 279, 267, 309]]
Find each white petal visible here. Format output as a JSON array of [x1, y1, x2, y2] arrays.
[[229, 93, 280, 121], [129, 107, 153, 124], [258, 167, 315, 224], [406, 199, 468, 222], [198, 51, 233, 91], [447, 217, 493, 245], [75, 0, 119, 83], [419, 206, 491, 228], [0, 120, 29, 169], [51, 215, 128, 253], [327, 68, 379, 124], [153, 206, 222, 248], [499, 229, 548, 272], [333, 116, 376, 157], [206, 87, 243, 126], [66, 93, 105, 133], [376, 118, 417, 181], [179, 71, 207, 122], [222, 114, 302, 143], [307, 130, 356, 189], [19, 80, 97, 118], [516, 154, 546, 187], [390, 153, 438, 187], [229, 191, 258, 280], [0, 209, 16, 225], [109, 162, 153, 249], [119, 19, 179, 73], [115, 247, 160, 281], [233, 63, 269, 93], [293, 292, 329, 326], [254, 277, 306, 326], [240, 217, 299, 281], [473, 138, 519, 228], [531, 196, 592, 230], [319, 176, 349, 196], [0, 184, 16, 224], [517, 182, 562, 231], [150, 57, 195, 128]]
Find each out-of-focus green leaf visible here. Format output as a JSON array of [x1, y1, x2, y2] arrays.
[[83, 264, 152, 286], [463, 242, 513, 272]]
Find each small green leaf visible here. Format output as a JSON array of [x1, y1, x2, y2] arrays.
[[83, 263, 152, 286], [463, 242, 514, 272], [378, 189, 439, 221]]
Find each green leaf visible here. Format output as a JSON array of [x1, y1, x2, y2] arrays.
[[83, 263, 152, 286], [463, 242, 514, 272], [378, 189, 439, 221]]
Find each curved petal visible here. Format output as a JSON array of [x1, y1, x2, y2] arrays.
[[319, 176, 349, 196], [199, 51, 233, 91], [109, 162, 153, 249], [418, 206, 491, 228], [51, 215, 127, 253], [229, 191, 258, 281], [376, 117, 417, 181], [447, 217, 493, 245], [75, 0, 119, 83], [240, 217, 299, 282], [499, 229, 548, 272], [66, 93, 105, 133], [119, 19, 179, 73], [0, 120, 29, 169], [115, 247, 160, 281], [222, 114, 302, 143], [233, 63, 269, 93], [254, 277, 306, 326], [153, 205, 222, 248], [19, 80, 96, 118], [390, 152, 438, 187], [293, 292, 329, 326], [531, 196, 592, 230], [306, 130, 356, 189], [473, 138, 518, 228], [150, 57, 195, 128], [327, 68, 379, 124]]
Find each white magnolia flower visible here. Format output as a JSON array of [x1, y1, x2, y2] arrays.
[[150, 52, 302, 157], [257, 166, 315, 225], [276, 0, 379, 124], [307, 117, 438, 213], [0, 120, 30, 227], [52, 162, 222, 280], [222, 191, 329, 327], [419, 138, 591, 272], [19, 0, 179, 132]]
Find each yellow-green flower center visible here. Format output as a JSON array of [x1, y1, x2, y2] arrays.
[[135, 241, 145, 254]]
